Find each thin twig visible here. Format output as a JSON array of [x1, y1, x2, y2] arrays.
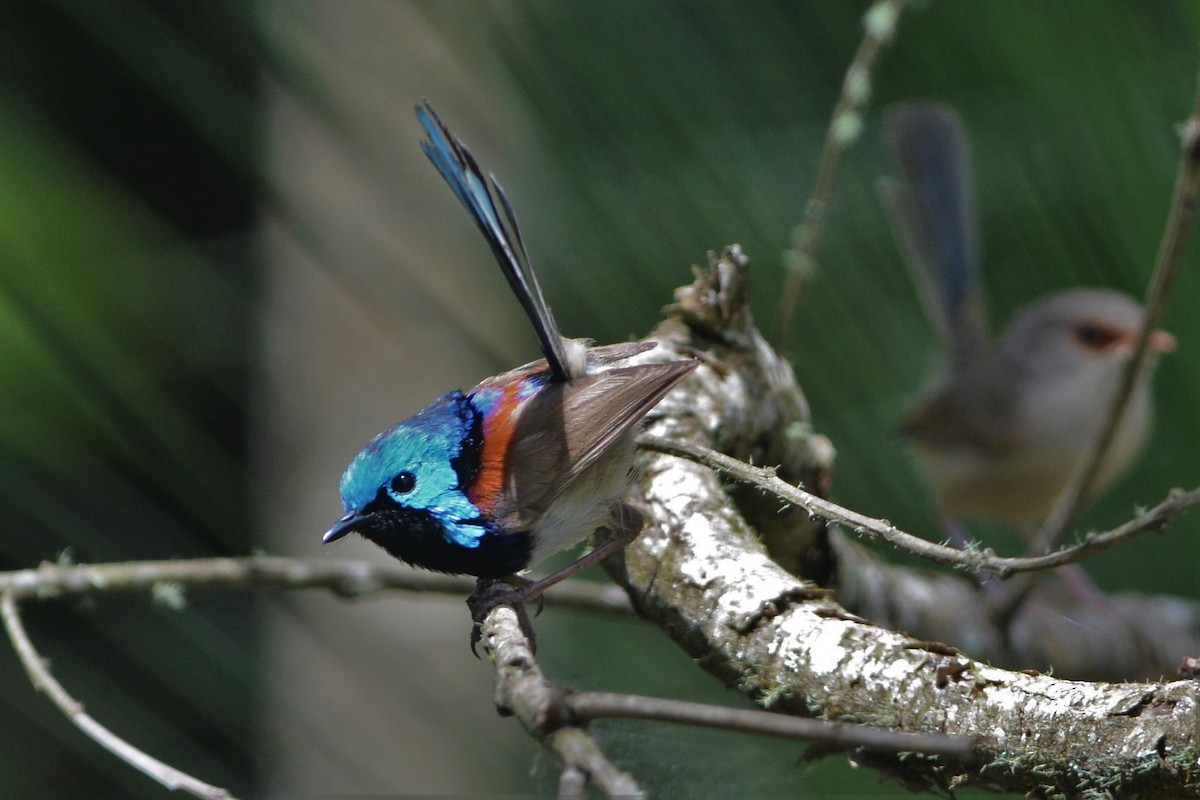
[[4, 548, 981, 792], [0, 556, 634, 616], [1032, 72, 1200, 554], [1, 592, 236, 799], [639, 435, 1200, 578], [476, 601, 642, 798], [0, 555, 633, 796], [774, 0, 910, 340], [567, 692, 977, 757]]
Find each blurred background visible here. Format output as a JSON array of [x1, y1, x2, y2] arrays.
[[1, 1, 1197, 797]]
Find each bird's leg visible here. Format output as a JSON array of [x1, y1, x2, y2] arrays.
[[467, 577, 537, 656], [963, 520, 1111, 618], [988, 527, 1152, 667], [500, 503, 644, 607], [1055, 563, 1108, 604], [466, 503, 643, 637], [1009, 523, 1107, 606], [940, 514, 972, 550]]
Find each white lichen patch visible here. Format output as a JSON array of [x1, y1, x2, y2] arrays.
[[647, 466, 704, 519], [974, 668, 1104, 722], [850, 646, 926, 699], [676, 514, 725, 589], [767, 610, 854, 674], [796, 617, 852, 676]]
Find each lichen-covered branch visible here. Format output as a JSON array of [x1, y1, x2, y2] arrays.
[[473, 599, 642, 799], [472, 579, 974, 799], [607, 248, 1200, 797]]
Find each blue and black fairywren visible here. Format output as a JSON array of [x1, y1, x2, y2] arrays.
[[323, 102, 696, 600]]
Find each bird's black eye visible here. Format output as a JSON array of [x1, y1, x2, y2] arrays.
[[1072, 322, 1123, 352], [390, 471, 416, 495]]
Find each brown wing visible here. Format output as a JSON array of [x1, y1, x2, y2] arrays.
[[491, 359, 696, 528], [902, 368, 1018, 456]]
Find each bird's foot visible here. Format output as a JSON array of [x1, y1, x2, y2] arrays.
[[466, 503, 645, 654], [467, 576, 539, 656]]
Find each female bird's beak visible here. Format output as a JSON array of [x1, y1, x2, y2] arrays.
[[323, 513, 359, 543], [1150, 329, 1176, 354]]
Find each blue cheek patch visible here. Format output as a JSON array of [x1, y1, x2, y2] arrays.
[[439, 518, 488, 549], [340, 391, 488, 549], [387, 464, 486, 549]]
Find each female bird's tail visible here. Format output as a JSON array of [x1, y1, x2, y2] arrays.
[[879, 103, 988, 371]]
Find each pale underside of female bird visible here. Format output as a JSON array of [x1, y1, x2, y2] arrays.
[[880, 103, 1174, 531]]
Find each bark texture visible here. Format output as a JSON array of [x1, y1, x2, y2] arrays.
[[605, 247, 1200, 798]]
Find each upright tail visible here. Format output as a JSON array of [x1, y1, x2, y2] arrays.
[[416, 100, 574, 382], [879, 103, 987, 369]]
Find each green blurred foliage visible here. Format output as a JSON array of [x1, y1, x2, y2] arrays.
[[0, 2, 259, 797], [0, 0, 1197, 797]]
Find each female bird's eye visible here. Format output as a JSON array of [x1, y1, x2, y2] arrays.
[[390, 471, 417, 495], [1072, 322, 1123, 352]]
